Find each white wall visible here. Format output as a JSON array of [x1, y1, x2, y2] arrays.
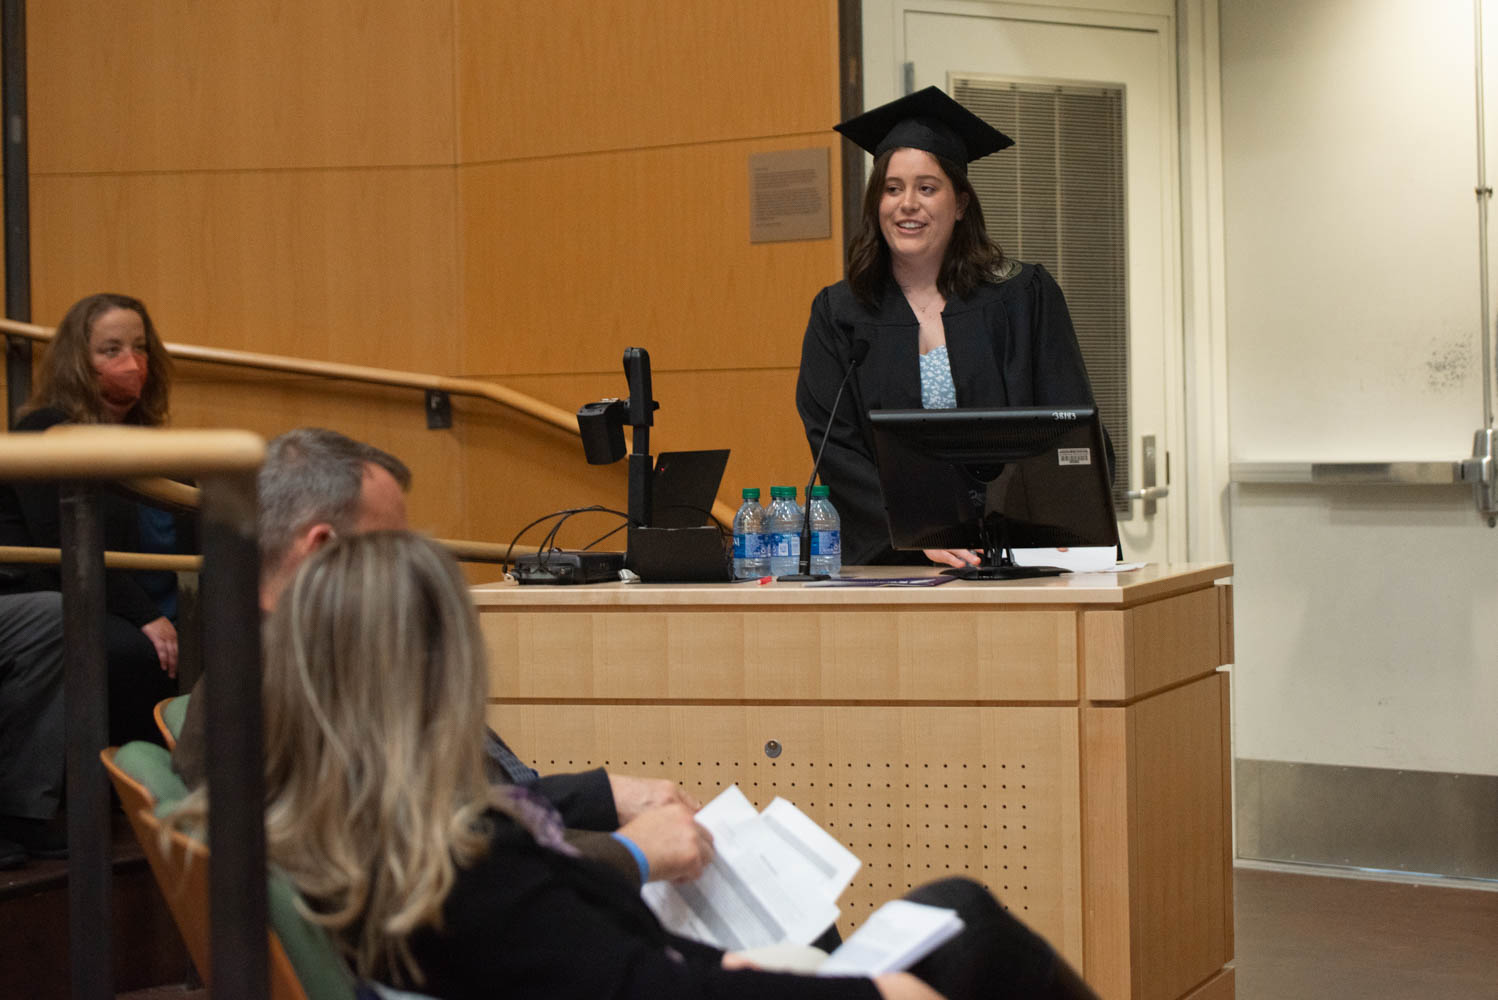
[[1223, 0, 1483, 460], [1222, 0, 1498, 774]]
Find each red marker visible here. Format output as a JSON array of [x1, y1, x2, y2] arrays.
[[758, 576, 773, 585]]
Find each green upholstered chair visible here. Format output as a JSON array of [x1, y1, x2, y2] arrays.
[[153, 694, 190, 748], [103, 741, 368, 1000]]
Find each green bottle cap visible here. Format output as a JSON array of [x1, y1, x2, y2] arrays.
[[741, 487, 761, 500], [810, 485, 830, 498]]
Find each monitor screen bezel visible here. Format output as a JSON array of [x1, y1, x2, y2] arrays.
[[866, 405, 1120, 557]]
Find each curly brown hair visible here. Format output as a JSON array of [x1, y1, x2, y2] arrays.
[[846, 149, 1008, 309], [22, 293, 173, 425]]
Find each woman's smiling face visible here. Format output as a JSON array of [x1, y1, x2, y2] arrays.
[[878, 147, 968, 269]]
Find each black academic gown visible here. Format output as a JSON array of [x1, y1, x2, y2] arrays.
[[795, 262, 1099, 566]]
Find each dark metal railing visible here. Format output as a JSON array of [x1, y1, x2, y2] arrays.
[[0, 427, 266, 1000]]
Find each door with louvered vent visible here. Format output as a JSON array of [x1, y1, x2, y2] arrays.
[[900, 8, 1181, 566]]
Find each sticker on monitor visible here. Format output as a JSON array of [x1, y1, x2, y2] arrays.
[[1057, 448, 1091, 466]]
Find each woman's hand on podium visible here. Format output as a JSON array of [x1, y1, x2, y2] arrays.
[[923, 548, 981, 569]]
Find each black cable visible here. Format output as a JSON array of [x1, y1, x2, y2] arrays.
[[581, 520, 627, 550], [502, 506, 629, 571]]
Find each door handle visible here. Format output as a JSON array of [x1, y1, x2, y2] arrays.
[[1130, 434, 1165, 516]]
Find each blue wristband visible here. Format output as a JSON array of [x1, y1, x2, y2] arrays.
[[610, 832, 650, 883]]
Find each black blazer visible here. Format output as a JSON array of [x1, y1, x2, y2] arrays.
[[796, 264, 1101, 566], [404, 810, 880, 1000], [0, 406, 193, 625]]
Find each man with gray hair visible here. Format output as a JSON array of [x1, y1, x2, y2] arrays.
[[253, 427, 412, 614], [174, 428, 706, 881]]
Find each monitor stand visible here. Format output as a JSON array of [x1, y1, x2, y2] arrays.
[[938, 514, 1066, 581]]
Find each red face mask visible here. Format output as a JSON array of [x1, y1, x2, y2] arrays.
[[95, 352, 147, 410]]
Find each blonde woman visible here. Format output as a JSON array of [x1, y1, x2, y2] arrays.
[[190, 531, 1095, 999]]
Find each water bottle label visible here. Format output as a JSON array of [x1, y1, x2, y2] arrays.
[[734, 532, 769, 559], [810, 529, 840, 556], [770, 532, 800, 558]]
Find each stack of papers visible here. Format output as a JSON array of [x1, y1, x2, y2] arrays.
[[642, 786, 857, 950], [817, 900, 965, 976], [642, 786, 963, 976]]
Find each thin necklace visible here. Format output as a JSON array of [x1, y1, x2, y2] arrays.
[[903, 288, 944, 317]]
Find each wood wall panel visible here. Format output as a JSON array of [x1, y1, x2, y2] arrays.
[[457, 136, 842, 375], [168, 368, 469, 541], [28, 1, 455, 173], [489, 367, 810, 487], [461, 368, 812, 546], [457, 0, 839, 162], [454, 392, 641, 551], [30, 169, 460, 373], [22, 2, 846, 554]]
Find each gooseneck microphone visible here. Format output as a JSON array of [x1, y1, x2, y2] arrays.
[[779, 339, 871, 581]]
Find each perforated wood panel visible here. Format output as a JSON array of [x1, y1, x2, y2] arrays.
[[490, 704, 1084, 962]]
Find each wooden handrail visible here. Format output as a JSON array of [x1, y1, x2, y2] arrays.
[[0, 424, 265, 479], [434, 537, 540, 564], [121, 476, 202, 513], [1, 317, 740, 526], [0, 545, 200, 572], [0, 539, 538, 570], [0, 317, 578, 435]]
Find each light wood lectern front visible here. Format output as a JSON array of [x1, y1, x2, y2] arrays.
[[474, 563, 1234, 1000]]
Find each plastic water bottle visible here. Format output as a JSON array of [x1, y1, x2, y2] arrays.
[[731, 488, 770, 579], [807, 485, 842, 577], [766, 485, 804, 577]]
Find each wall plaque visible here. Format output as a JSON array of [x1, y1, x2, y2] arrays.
[[748, 147, 831, 243]]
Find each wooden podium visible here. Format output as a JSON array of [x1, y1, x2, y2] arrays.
[[473, 563, 1234, 1000]]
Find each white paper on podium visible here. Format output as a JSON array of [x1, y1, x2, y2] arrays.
[[641, 786, 855, 951], [1010, 546, 1142, 573]]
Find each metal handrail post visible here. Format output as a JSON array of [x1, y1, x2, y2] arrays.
[[59, 485, 112, 1000], [2, 0, 33, 427], [201, 471, 266, 1000]]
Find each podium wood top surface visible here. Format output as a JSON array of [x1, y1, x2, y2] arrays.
[[470, 561, 1231, 609]]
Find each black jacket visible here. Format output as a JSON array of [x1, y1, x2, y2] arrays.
[[0, 406, 191, 625], [795, 264, 1100, 565], [404, 809, 879, 1000]]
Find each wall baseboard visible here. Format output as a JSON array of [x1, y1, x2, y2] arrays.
[[1236, 758, 1498, 881]]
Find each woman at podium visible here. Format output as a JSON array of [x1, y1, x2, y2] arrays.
[[796, 88, 1101, 567]]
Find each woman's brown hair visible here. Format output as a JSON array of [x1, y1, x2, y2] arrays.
[[845, 149, 1008, 308], [22, 292, 173, 425]]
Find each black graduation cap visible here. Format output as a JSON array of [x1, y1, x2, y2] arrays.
[[834, 86, 1014, 172]]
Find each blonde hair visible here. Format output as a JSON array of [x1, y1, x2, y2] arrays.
[[23, 292, 174, 425], [171, 531, 501, 985]]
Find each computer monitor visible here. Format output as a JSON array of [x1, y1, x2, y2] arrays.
[[867, 406, 1120, 579]]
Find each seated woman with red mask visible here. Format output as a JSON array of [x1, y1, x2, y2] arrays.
[[0, 292, 187, 744]]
